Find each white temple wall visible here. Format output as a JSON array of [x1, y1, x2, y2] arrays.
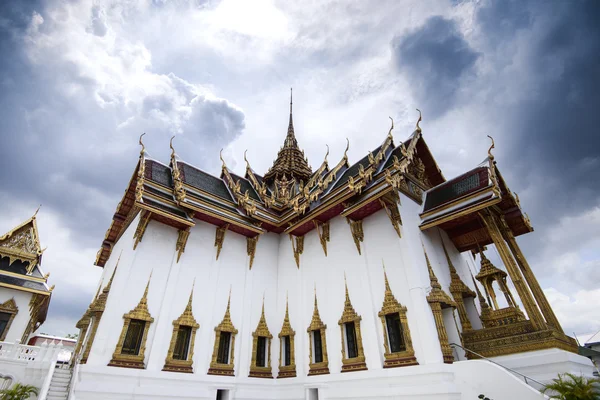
[[0, 288, 32, 343]]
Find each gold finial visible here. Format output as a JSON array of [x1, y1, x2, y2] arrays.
[[388, 116, 394, 139], [140, 271, 152, 304], [244, 150, 250, 171], [314, 283, 318, 308], [43, 272, 50, 280], [343, 138, 350, 160], [49, 284, 55, 292], [261, 292, 266, 316], [219, 148, 227, 170], [226, 285, 232, 312], [186, 280, 195, 310], [33, 204, 42, 218], [169, 135, 176, 158], [416, 109, 422, 132], [290, 87, 293, 114], [139, 133, 146, 156], [324, 144, 329, 164], [487, 135, 495, 160]]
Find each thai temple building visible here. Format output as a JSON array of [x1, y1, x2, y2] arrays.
[[70, 94, 594, 400], [0, 210, 54, 345]]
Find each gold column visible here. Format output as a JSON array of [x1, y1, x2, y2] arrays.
[[429, 302, 454, 364], [479, 210, 545, 330], [80, 316, 100, 364], [498, 216, 564, 334]]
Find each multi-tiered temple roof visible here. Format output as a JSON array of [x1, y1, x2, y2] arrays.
[[95, 99, 530, 271]]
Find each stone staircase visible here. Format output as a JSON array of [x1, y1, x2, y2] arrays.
[[46, 366, 71, 400]]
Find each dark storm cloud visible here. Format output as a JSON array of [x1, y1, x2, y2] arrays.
[[474, 0, 600, 226], [391, 16, 480, 118], [0, 4, 246, 248]]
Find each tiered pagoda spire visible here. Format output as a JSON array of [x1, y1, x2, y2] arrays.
[[263, 89, 312, 184]]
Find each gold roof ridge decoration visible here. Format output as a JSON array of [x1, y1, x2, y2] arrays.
[[0, 207, 44, 271], [263, 89, 313, 183]]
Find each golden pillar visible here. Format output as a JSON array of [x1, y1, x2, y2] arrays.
[[498, 215, 564, 333], [479, 210, 545, 330]]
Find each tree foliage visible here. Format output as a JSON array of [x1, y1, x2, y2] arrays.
[[0, 383, 39, 400], [542, 373, 600, 400]]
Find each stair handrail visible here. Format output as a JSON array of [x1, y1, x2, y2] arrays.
[[450, 342, 546, 388], [38, 342, 63, 400]]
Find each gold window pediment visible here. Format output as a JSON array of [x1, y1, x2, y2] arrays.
[[208, 291, 238, 376], [307, 289, 329, 376], [249, 301, 273, 378], [163, 285, 199, 373], [338, 278, 367, 372], [277, 297, 296, 378], [0, 298, 18, 341]]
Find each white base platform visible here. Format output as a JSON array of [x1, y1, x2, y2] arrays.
[[71, 359, 551, 400]]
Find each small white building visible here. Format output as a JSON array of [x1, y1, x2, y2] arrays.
[[71, 100, 594, 400], [0, 211, 56, 390]]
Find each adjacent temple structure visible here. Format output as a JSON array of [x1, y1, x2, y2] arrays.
[[71, 93, 590, 400]]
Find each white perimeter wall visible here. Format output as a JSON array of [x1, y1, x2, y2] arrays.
[[74, 193, 504, 399]]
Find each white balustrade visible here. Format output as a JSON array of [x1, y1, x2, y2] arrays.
[[0, 340, 65, 364]]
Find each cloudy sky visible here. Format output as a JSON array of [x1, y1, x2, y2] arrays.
[[0, 0, 598, 341]]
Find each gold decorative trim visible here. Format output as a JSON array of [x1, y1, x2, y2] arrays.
[[247, 236, 259, 270], [423, 246, 455, 363], [307, 288, 329, 376], [0, 282, 50, 296], [440, 236, 475, 331], [346, 218, 364, 255], [277, 295, 296, 378], [249, 297, 273, 378], [378, 265, 418, 368], [135, 134, 146, 203], [338, 275, 367, 372], [176, 229, 190, 262], [290, 235, 304, 269], [81, 259, 119, 364], [380, 197, 402, 238], [0, 298, 18, 341], [109, 273, 154, 369], [313, 220, 330, 256], [133, 212, 151, 250], [214, 224, 229, 260], [0, 211, 43, 273], [170, 137, 187, 204], [208, 289, 238, 376], [21, 294, 48, 343], [163, 283, 199, 373]]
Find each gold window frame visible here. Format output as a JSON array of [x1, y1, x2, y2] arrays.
[[378, 267, 418, 368], [249, 300, 273, 378], [208, 291, 238, 376], [0, 298, 18, 341], [108, 276, 154, 369], [163, 286, 199, 373], [277, 297, 296, 378], [307, 289, 329, 376], [338, 278, 367, 372]]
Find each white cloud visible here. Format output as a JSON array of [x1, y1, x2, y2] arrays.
[[545, 287, 600, 336]]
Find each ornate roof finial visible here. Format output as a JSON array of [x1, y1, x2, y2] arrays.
[[169, 136, 176, 158], [290, 87, 293, 114], [324, 144, 329, 164], [187, 278, 196, 309], [33, 204, 41, 219], [219, 149, 227, 170], [244, 150, 251, 171], [388, 116, 394, 139], [226, 285, 232, 313], [487, 135, 495, 160], [416, 109, 422, 132], [261, 292, 266, 317], [139, 133, 146, 156], [343, 138, 350, 160]]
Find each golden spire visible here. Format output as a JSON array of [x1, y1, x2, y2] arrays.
[[323, 144, 329, 166], [416, 109, 422, 132], [140, 271, 152, 306], [382, 260, 391, 292], [139, 133, 146, 156], [422, 242, 455, 307], [186, 279, 195, 311], [104, 252, 120, 292], [344, 272, 350, 303], [225, 286, 232, 318], [439, 234, 457, 274], [487, 135, 495, 161], [285, 291, 289, 320], [33, 205, 41, 219], [387, 116, 394, 139], [169, 136, 176, 159], [312, 284, 320, 319]]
